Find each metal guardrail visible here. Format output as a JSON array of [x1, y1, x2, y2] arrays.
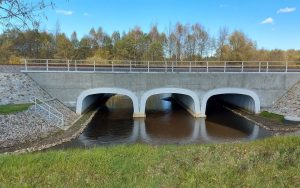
[[30, 96, 64, 129], [22, 59, 300, 73]]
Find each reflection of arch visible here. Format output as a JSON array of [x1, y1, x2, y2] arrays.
[[140, 88, 201, 117], [201, 88, 260, 115], [76, 88, 139, 116], [139, 119, 201, 144], [200, 119, 261, 142]]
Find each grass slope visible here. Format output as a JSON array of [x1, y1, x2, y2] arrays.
[[0, 136, 300, 187], [260, 111, 285, 123], [0, 103, 32, 114]]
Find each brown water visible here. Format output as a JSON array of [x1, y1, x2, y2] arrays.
[[56, 95, 270, 148]]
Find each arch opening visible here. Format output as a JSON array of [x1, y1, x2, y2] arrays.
[[76, 88, 139, 117], [140, 88, 202, 118], [201, 88, 260, 116]]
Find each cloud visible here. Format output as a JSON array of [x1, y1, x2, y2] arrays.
[[261, 17, 274, 24], [83, 12, 89, 16], [56, 9, 74, 16], [277, 7, 296, 14]]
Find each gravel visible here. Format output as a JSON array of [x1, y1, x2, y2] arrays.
[[0, 73, 78, 149], [0, 73, 52, 105], [270, 81, 300, 117]]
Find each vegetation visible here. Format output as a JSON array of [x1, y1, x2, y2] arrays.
[[0, 136, 299, 187], [260, 111, 285, 123], [0, 0, 53, 28], [0, 103, 32, 114], [1, 23, 300, 64]]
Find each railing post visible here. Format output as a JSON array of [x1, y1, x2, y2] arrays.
[[130, 61, 132, 72], [189, 61, 191, 72], [285, 61, 288, 72], [224, 61, 226, 72], [172, 61, 174, 73], [266, 62, 269, 72], [147, 61, 150, 72], [75, 60, 77, 71], [25, 59, 28, 71], [67, 60, 70, 71], [259, 62, 261, 72], [46, 59, 49, 71], [112, 61, 114, 72], [206, 61, 208, 72], [241, 62, 244, 72], [94, 60, 96, 72], [165, 61, 167, 72]]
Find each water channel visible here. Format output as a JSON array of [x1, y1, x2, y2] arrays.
[[57, 95, 271, 148]]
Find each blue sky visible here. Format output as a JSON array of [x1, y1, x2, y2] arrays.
[[42, 0, 300, 50]]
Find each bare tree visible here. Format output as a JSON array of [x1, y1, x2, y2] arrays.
[[217, 26, 229, 60], [0, 0, 53, 28]]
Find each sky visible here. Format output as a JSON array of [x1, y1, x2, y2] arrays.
[[42, 0, 300, 50]]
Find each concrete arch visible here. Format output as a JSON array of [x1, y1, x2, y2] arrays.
[[76, 87, 139, 117], [140, 88, 201, 117], [201, 88, 260, 115]]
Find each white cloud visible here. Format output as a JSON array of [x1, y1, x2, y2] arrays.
[[56, 9, 74, 16], [277, 7, 296, 14], [261, 17, 274, 24]]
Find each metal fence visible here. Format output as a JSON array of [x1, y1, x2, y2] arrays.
[[30, 96, 64, 129], [22, 59, 300, 73]]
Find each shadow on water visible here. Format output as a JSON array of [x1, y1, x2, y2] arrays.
[[55, 95, 271, 149]]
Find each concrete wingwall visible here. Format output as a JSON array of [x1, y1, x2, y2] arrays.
[[26, 72, 300, 117]]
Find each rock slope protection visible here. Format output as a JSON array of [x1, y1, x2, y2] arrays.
[[0, 73, 78, 149], [0, 73, 52, 104], [271, 81, 300, 117]]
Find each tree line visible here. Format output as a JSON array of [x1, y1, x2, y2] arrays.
[[1, 22, 300, 64]]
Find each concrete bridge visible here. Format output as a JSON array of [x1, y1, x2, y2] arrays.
[[25, 71, 300, 118]]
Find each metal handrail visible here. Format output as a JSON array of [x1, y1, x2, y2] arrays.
[[30, 96, 64, 129], [23, 59, 300, 73]]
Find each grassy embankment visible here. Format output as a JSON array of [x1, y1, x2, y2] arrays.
[[0, 136, 299, 187], [260, 111, 285, 123], [0, 103, 32, 114]]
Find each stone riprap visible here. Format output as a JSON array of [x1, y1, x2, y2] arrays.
[[271, 81, 300, 117], [0, 73, 78, 149], [0, 73, 52, 105], [0, 106, 59, 148]]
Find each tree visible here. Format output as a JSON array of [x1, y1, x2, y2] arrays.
[[228, 30, 256, 61], [192, 23, 210, 59], [0, 0, 53, 28], [216, 26, 229, 60], [71, 31, 79, 49], [54, 34, 73, 59]]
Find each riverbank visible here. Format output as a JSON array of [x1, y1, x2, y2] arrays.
[[0, 73, 79, 152], [0, 136, 299, 187]]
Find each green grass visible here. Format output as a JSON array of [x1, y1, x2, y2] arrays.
[[0, 103, 32, 114], [260, 111, 285, 123], [0, 136, 300, 187]]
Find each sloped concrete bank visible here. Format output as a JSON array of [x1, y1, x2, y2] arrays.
[[225, 106, 300, 135]]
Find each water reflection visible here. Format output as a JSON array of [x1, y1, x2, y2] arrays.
[[56, 95, 270, 149]]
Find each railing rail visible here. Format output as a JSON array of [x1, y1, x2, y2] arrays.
[[22, 59, 300, 73], [30, 96, 64, 129]]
